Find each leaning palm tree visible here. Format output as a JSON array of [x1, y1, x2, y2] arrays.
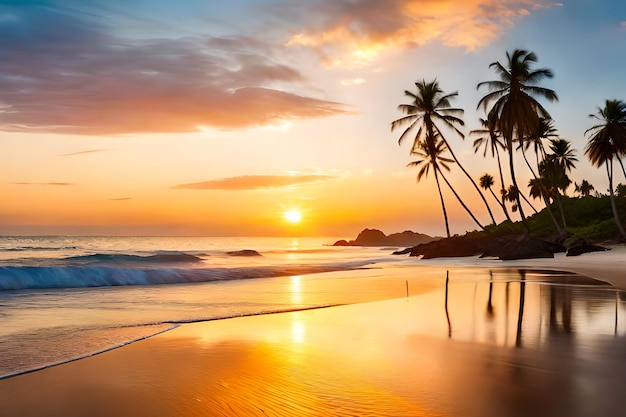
[[407, 135, 453, 237], [480, 173, 512, 222], [477, 49, 558, 231], [471, 117, 511, 221], [409, 134, 486, 236], [585, 100, 626, 239], [393, 79, 496, 226]]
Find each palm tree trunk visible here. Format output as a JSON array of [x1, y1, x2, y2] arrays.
[[518, 190, 539, 214], [440, 137, 497, 226], [554, 192, 568, 231], [607, 160, 626, 239], [508, 142, 529, 232], [489, 187, 512, 222], [440, 170, 486, 231], [522, 147, 564, 236], [494, 146, 513, 221], [618, 157, 626, 180], [433, 166, 451, 238]]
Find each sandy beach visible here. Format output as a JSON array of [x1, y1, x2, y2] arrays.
[[2, 249, 626, 416]]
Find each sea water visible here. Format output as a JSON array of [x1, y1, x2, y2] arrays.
[[0, 236, 414, 378]]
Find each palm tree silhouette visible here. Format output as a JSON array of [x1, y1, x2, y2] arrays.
[[407, 134, 454, 237], [585, 100, 626, 239], [477, 50, 558, 231], [392, 79, 496, 226], [480, 173, 512, 222], [546, 138, 578, 228], [520, 118, 564, 234], [471, 117, 511, 221], [408, 134, 486, 236], [574, 180, 595, 197]]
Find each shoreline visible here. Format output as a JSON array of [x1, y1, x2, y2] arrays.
[[3, 251, 626, 416], [3, 248, 624, 381], [2, 267, 626, 416]]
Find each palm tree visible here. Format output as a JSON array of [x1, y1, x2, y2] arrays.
[[520, 117, 564, 235], [407, 134, 453, 237], [480, 173, 512, 222], [477, 49, 558, 231], [392, 79, 496, 226], [574, 180, 594, 197], [471, 117, 511, 221], [543, 138, 577, 230], [586, 99, 626, 179], [408, 134, 486, 236], [585, 100, 626, 239], [549, 138, 578, 181]]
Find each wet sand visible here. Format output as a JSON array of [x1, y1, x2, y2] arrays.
[[2, 262, 626, 417]]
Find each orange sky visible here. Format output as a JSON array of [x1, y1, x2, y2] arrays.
[[1, 1, 625, 237]]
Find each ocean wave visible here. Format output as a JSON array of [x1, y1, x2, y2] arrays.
[[0, 262, 372, 291], [64, 252, 203, 264]]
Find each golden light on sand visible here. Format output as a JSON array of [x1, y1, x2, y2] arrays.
[[284, 209, 302, 224]]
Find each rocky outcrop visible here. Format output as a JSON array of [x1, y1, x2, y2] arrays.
[[565, 238, 609, 257], [406, 233, 567, 260], [227, 249, 262, 257], [333, 228, 437, 247]]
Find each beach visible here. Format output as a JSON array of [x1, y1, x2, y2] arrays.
[[2, 246, 626, 416]]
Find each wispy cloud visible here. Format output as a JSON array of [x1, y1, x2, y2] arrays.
[[108, 197, 132, 201], [60, 149, 109, 157], [173, 174, 337, 191], [0, 3, 350, 135], [285, 0, 560, 67], [10, 182, 74, 186]]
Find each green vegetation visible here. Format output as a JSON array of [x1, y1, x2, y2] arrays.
[[486, 195, 626, 240], [392, 48, 626, 242]]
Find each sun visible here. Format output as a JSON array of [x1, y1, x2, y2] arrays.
[[284, 209, 302, 224]]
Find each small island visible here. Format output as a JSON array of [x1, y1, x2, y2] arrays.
[[333, 228, 438, 247]]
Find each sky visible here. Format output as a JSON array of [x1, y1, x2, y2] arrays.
[[1, 0, 625, 237]]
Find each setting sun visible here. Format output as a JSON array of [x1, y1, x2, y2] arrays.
[[284, 209, 303, 224]]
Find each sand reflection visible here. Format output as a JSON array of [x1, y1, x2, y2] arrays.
[[2, 268, 626, 416]]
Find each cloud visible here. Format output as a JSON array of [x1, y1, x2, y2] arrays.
[[0, 3, 350, 135], [108, 197, 132, 201], [285, 0, 560, 67], [340, 78, 366, 86], [620, 21, 626, 30], [173, 174, 337, 191], [10, 182, 74, 186], [60, 149, 109, 157]]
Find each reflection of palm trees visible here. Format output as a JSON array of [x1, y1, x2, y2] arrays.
[[548, 286, 574, 334], [445, 271, 451, 338], [516, 270, 526, 347], [486, 270, 495, 317]]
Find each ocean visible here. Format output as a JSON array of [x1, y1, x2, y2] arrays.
[[0, 236, 415, 379]]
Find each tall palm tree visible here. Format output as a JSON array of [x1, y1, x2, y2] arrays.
[[585, 100, 626, 239], [477, 49, 558, 231], [471, 117, 511, 221], [480, 173, 512, 222], [392, 79, 496, 226], [408, 134, 486, 237]]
